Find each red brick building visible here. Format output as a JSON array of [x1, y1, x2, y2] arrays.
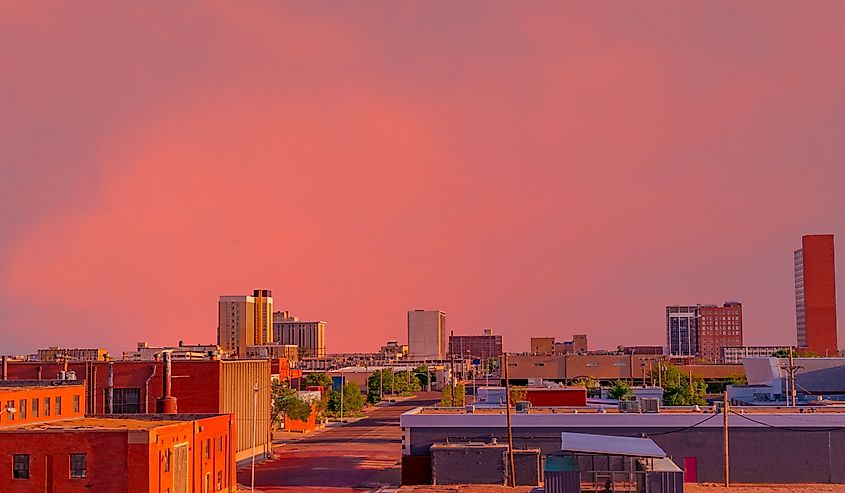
[[447, 329, 503, 360], [0, 412, 236, 493], [4, 359, 271, 461], [0, 381, 86, 428], [697, 302, 743, 363], [795, 234, 839, 356]]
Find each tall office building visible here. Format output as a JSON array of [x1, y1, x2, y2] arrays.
[[408, 310, 447, 359], [273, 311, 326, 358], [666, 306, 699, 356], [217, 289, 274, 357], [697, 302, 743, 363], [448, 329, 503, 360], [795, 234, 838, 356]]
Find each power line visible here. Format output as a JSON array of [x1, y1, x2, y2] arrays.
[[730, 410, 845, 432]]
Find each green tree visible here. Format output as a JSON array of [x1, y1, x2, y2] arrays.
[[440, 385, 453, 407], [453, 382, 466, 407], [414, 365, 432, 388], [509, 386, 528, 404], [367, 369, 394, 403], [327, 382, 366, 416], [773, 348, 819, 358], [304, 372, 333, 389], [662, 365, 706, 406], [571, 377, 600, 390], [608, 380, 633, 400], [271, 383, 312, 428]]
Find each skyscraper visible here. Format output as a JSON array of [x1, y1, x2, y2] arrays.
[[666, 305, 699, 356], [408, 310, 447, 359], [272, 310, 326, 358], [795, 234, 838, 356], [217, 289, 274, 357]]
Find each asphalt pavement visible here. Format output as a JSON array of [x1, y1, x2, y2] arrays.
[[237, 392, 440, 493]]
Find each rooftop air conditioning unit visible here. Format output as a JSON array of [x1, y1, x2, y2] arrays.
[[618, 400, 641, 413], [516, 401, 532, 413], [640, 398, 660, 413]]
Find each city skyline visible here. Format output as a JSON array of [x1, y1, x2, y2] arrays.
[[2, 3, 845, 355]]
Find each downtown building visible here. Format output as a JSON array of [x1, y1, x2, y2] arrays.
[[217, 289, 274, 356], [447, 329, 503, 360], [408, 310, 447, 359], [795, 234, 838, 356], [272, 311, 326, 358], [666, 302, 743, 363]]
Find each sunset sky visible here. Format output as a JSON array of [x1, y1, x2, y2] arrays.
[[2, 2, 844, 355]]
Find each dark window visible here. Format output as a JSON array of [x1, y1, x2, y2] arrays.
[[44, 398, 51, 417], [70, 454, 87, 478], [73, 395, 80, 413], [164, 448, 171, 472], [205, 439, 210, 459], [218, 436, 223, 451], [5, 401, 14, 421], [19, 400, 27, 420], [32, 398, 39, 418], [56, 397, 62, 415], [217, 471, 223, 490], [112, 388, 142, 414], [13, 454, 29, 479]]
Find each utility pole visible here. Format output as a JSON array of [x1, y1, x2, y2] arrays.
[[504, 353, 516, 488], [723, 390, 730, 487], [788, 346, 798, 407], [450, 353, 456, 407]]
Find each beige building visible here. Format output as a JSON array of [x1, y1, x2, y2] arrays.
[[272, 311, 326, 358], [408, 310, 447, 359], [245, 344, 299, 361], [530, 337, 555, 354], [218, 289, 274, 357], [122, 341, 225, 361], [37, 347, 109, 362]]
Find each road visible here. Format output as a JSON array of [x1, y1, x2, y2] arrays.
[[238, 392, 439, 493]]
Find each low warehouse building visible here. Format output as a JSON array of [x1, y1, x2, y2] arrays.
[[400, 406, 845, 484]]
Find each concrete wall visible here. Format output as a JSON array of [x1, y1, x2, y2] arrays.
[[431, 444, 507, 485]]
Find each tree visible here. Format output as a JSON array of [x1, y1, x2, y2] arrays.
[[327, 382, 366, 416], [608, 380, 632, 400], [662, 365, 706, 406], [304, 372, 333, 389], [773, 348, 819, 358], [271, 382, 312, 429], [414, 365, 432, 388], [571, 377, 600, 390], [367, 369, 394, 403], [510, 386, 528, 404], [454, 382, 466, 407], [440, 385, 453, 407]]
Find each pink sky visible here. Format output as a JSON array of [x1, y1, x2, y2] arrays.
[[1, 2, 844, 355]]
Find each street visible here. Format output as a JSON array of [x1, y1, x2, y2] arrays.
[[238, 392, 440, 493]]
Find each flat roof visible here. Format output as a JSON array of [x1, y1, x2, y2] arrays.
[[0, 414, 222, 432], [560, 432, 667, 458], [0, 382, 84, 392]]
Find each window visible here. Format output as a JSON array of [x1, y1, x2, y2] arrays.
[[19, 400, 27, 420], [44, 398, 51, 416], [218, 436, 223, 451], [13, 454, 29, 479], [205, 439, 210, 459], [164, 448, 171, 472], [70, 454, 87, 478], [6, 401, 14, 421], [73, 395, 80, 413], [56, 397, 62, 415], [113, 388, 142, 414], [32, 398, 39, 418], [217, 471, 223, 490]]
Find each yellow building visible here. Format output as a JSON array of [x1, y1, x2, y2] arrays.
[[218, 289, 274, 357]]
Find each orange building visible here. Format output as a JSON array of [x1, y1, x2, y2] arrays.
[[795, 234, 839, 356], [0, 381, 86, 428]]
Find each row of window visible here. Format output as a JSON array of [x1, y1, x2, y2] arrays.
[[4, 395, 81, 422], [12, 454, 86, 480]]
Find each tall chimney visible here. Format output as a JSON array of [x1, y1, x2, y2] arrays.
[[155, 352, 177, 414], [107, 362, 114, 414]]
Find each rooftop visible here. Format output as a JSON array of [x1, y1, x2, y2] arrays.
[[0, 414, 222, 432]]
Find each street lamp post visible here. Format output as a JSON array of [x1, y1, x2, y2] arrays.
[[251, 381, 277, 493]]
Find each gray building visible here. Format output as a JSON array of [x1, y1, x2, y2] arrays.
[[665, 306, 698, 356], [408, 310, 447, 359]]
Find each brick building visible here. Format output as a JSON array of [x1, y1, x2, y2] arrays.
[[0, 412, 236, 493], [0, 381, 86, 428], [795, 234, 838, 356], [447, 329, 503, 360], [4, 359, 271, 461], [697, 302, 743, 363]]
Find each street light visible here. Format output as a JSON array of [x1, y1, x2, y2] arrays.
[[251, 381, 277, 493]]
